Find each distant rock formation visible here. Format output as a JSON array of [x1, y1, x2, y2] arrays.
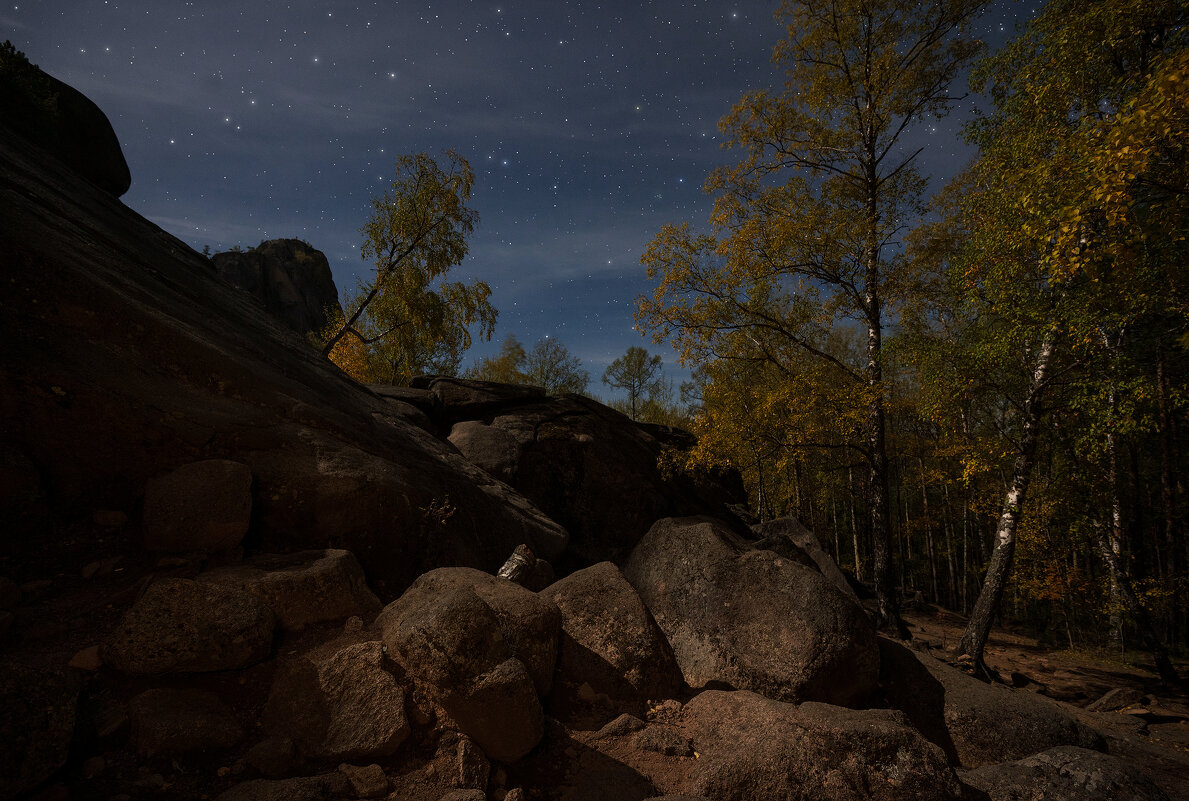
[[211, 239, 343, 338], [0, 43, 130, 196]]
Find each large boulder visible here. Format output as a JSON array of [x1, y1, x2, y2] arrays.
[[102, 578, 275, 674], [198, 549, 382, 631], [0, 122, 568, 596], [681, 690, 961, 801], [211, 239, 342, 337], [0, 45, 130, 196], [623, 517, 879, 706], [383, 567, 561, 696], [878, 641, 1104, 767], [142, 459, 253, 553], [376, 578, 546, 763], [960, 745, 1170, 801], [540, 561, 682, 720], [432, 379, 732, 564], [752, 517, 859, 603], [263, 639, 410, 762], [0, 660, 79, 798]]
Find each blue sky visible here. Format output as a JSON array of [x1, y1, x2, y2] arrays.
[[7, 0, 1038, 396]]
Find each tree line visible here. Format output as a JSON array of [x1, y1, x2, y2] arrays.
[[309, 0, 1185, 680], [637, 0, 1186, 678]]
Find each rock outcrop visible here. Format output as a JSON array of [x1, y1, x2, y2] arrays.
[[417, 378, 740, 565], [0, 121, 568, 595], [263, 639, 410, 762], [142, 459, 253, 553], [211, 239, 343, 337], [753, 516, 860, 603], [680, 690, 962, 801], [0, 45, 130, 196], [129, 688, 244, 758], [4, 73, 1179, 801], [680, 689, 955, 793], [0, 661, 79, 798], [623, 516, 879, 706]]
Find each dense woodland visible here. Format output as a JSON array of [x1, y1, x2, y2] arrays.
[[318, 0, 1187, 675]]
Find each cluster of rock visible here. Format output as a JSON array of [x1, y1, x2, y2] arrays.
[[8, 507, 1166, 801], [0, 66, 1179, 801]]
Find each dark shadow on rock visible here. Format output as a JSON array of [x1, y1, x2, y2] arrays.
[[959, 782, 993, 801], [547, 635, 649, 725], [872, 636, 961, 765]]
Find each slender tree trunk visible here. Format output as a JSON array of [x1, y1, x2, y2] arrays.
[[1091, 521, 1183, 685], [962, 487, 970, 614], [849, 466, 862, 582], [1157, 344, 1183, 646], [1107, 420, 1126, 651], [865, 276, 904, 635], [922, 462, 939, 603], [943, 481, 958, 609], [957, 334, 1054, 678], [831, 495, 841, 564]]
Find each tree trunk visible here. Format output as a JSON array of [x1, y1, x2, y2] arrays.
[[957, 334, 1054, 678], [849, 466, 862, 582], [1157, 343, 1184, 646], [865, 283, 904, 636], [1092, 521, 1183, 686]]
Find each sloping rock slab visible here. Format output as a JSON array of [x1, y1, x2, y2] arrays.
[[880, 643, 1104, 767], [961, 745, 1169, 801], [434, 380, 729, 564], [623, 517, 878, 706], [0, 120, 567, 596], [376, 580, 543, 762], [541, 561, 682, 719], [263, 639, 409, 762], [103, 578, 275, 674], [0, 660, 79, 798], [682, 690, 961, 801], [199, 549, 381, 631]]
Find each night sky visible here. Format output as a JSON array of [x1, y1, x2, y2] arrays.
[[7, 1, 1037, 393]]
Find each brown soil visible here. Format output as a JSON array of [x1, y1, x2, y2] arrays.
[[903, 606, 1189, 801]]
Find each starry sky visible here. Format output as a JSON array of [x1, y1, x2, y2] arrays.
[[6, 0, 1037, 393]]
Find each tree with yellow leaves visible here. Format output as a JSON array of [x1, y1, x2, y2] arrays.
[[908, 0, 1186, 680], [638, 0, 986, 634], [322, 151, 496, 384]]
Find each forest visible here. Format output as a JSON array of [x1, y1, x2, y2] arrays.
[[319, 0, 1187, 679]]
